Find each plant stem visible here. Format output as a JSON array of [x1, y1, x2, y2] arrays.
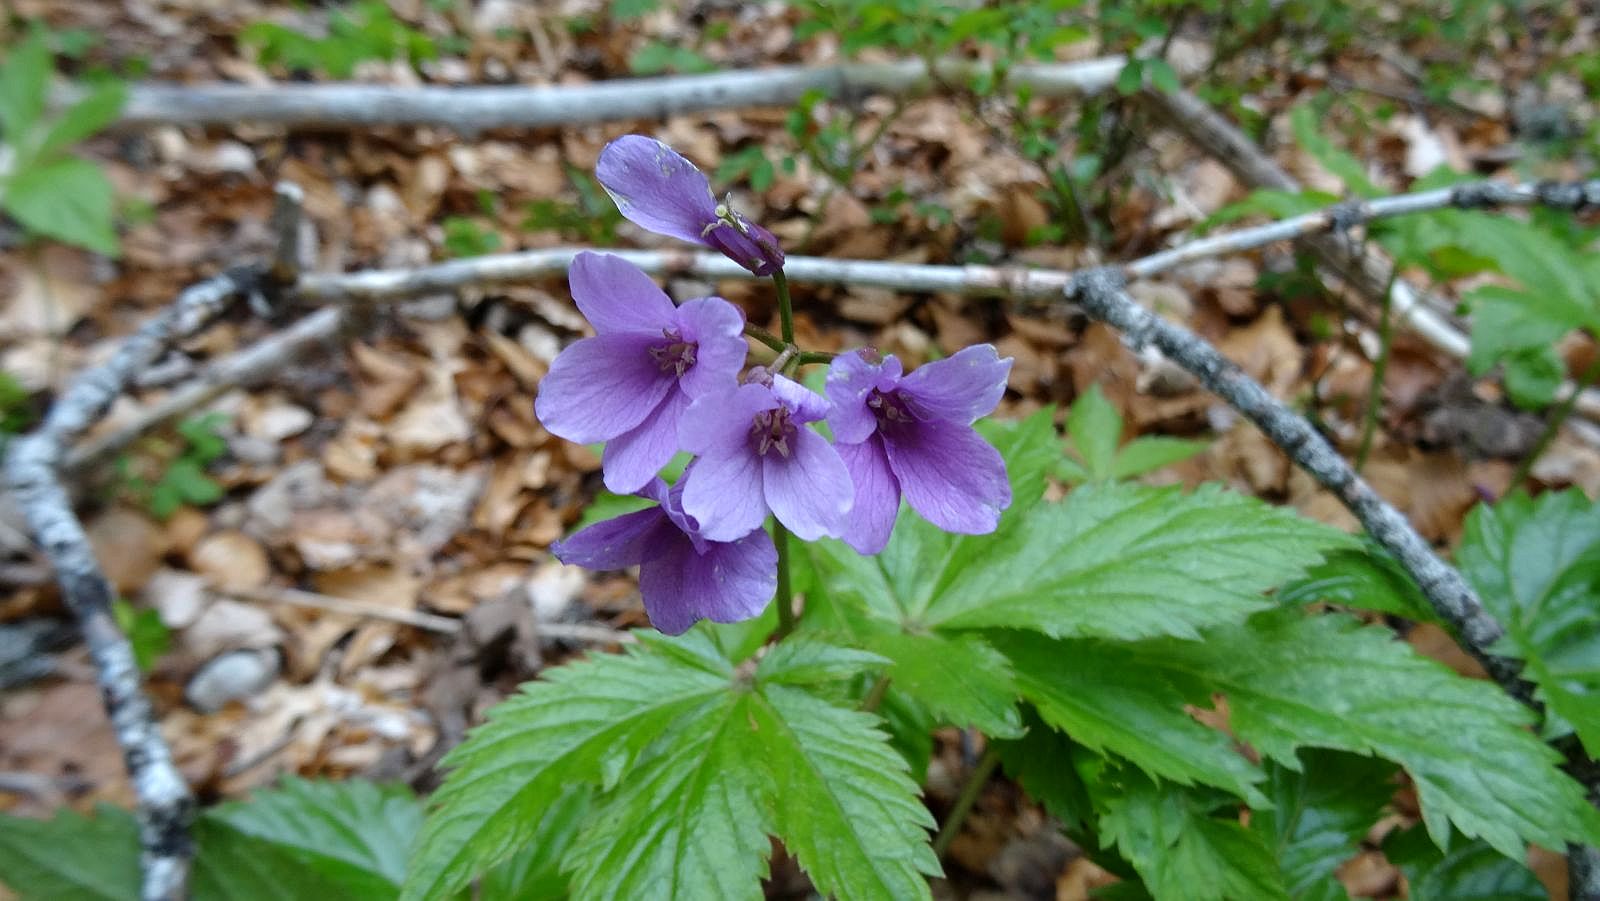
[[745, 323, 786, 353], [1355, 267, 1399, 472], [773, 269, 795, 345], [772, 523, 795, 640], [862, 675, 891, 712], [932, 744, 1000, 858], [1509, 353, 1600, 490], [796, 350, 836, 366]]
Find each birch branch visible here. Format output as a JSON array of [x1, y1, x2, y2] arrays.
[[1141, 85, 1600, 419], [105, 57, 1126, 133], [1, 266, 265, 901]]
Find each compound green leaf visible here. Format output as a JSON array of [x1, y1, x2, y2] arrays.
[[0, 805, 138, 901]]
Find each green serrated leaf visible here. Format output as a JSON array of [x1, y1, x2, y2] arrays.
[[1289, 105, 1381, 198], [1278, 542, 1439, 623], [1138, 609, 1600, 859], [994, 709, 1095, 831], [403, 633, 735, 899], [0, 31, 51, 138], [1115, 60, 1144, 95], [925, 483, 1351, 640], [1096, 770, 1291, 901], [1251, 750, 1395, 896], [565, 692, 772, 901], [1503, 344, 1565, 410], [1067, 384, 1122, 479], [755, 638, 889, 686], [994, 632, 1265, 805], [1110, 436, 1209, 480], [203, 777, 419, 897], [0, 805, 139, 901], [1383, 825, 1545, 901], [478, 785, 587, 900], [39, 82, 127, 159], [1145, 59, 1180, 95], [862, 630, 1022, 736], [751, 685, 940, 900], [3, 156, 119, 255], [1459, 490, 1600, 757]]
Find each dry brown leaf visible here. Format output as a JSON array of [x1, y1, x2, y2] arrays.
[[189, 531, 271, 591], [87, 507, 170, 595]]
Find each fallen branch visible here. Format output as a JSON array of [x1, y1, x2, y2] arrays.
[[1142, 86, 1600, 420], [2, 265, 264, 900], [106, 57, 1126, 133]]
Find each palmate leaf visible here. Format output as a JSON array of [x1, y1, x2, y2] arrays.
[[925, 482, 1351, 640], [1138, 609, 1600, 859], [1251, 750, 1396, 898], [859, 630, 1023, 737], [1094, 768, 1290, 901], [403, 631, 736, 900], [1458, 490, 1600, 755], [1384, 825, 1545, 901], [408, 632, 936, 900]]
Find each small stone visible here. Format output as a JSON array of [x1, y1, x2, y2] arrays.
[[185, 648, 280, 713]]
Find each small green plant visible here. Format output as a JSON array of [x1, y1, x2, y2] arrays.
[[440, 216, 501, 258], [521, 169, 623, 245], [0, 372, 32, 439], [0, 28, 126, 256], [118, 413, 230, 520], [1058, 384, 1209, 483], [240, 2, 440, 78], [110, 600, 171, 673]]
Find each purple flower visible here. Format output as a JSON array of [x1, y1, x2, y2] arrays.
[[678, 374, 853, 542], [553, 478, 777, 635], [826, 345, 1013, 554], [596, 135, 785, 276], [534, 252, 748, 494]]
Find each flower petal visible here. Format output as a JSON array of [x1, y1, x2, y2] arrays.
[[601, 388, 691, 494], [638, 527, 777, 634], [534, 333, 674, 443], [772, 374, 829, 424], [762, 427, 853, 540], [551, 504, 672, 570], [672, 297, 748, 398], [837, 435, 901, 555], [703, 215, 785, 276], [897, 344, 1012, 424], [680, 442, 768, 542], [679, 383, 776, 457], [883, 419, 1010, 535], [826, 351, 902, 443], [568, 252, 677, 335], [596, 136, 719, 246]]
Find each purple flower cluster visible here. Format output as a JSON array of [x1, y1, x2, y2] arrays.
[[536, 137, 1013, 634]]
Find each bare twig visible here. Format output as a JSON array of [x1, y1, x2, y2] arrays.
[[1067, 267, 1526, 694], [223, 582, 630, 645], [101, 58, 1128, 133], [65, 307, 354, 475], [2, 265, 266, 900], [1141, 86, 1600, 421]]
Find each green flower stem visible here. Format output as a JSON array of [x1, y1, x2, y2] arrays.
[[861, 675, 891, 713], [772, 522, 795, 641], [932, 744, 1000, 857], [796, 350, 837, 367], [773, 269, 795, 345], [744, 323, 786, 353], [1509, 352, 1600, 490]]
